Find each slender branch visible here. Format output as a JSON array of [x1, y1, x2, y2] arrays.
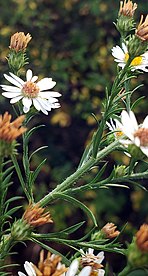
[[39, 140, 120, 207]]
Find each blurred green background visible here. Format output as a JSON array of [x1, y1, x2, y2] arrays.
[[0, 0, 148, 274]]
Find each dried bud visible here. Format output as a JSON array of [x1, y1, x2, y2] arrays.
[[136, 15, 148, 41], [102, 223, 120, 239], [116, 0, 137, 36], [33, 250, 68, 276], [119, 0, 137, 17], [23, 203, 53, 227], [136, 224, 148, 253], [0, 112, 26, 158], [9, 32, 32, 52], [127, 224, 148, 268]]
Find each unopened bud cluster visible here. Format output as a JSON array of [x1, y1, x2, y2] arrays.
[[7, 32, 32, 73], [116, 1, 148, 59]]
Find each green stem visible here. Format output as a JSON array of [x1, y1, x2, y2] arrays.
[[118, 265, 132, 276], [39, 140, 119, 207], [128, 157, 136, 175]]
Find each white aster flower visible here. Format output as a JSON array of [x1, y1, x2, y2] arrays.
[[1, 69, 61, 115], [80, 248, 105, 275], [112, 42, 148, 72], [117, 110, 148, 157], [18, 261, 36, 276], [64, 259, 92, 276]]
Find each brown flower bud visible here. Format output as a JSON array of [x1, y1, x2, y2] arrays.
[[136, 15, 148, 41], [0, 112, 26, 143], [102, 223, 120, 239], [136, 224, 148, 252], [23, 203, 53, 227], [9, 32, 32, 52], [119, 0, 137, 17]]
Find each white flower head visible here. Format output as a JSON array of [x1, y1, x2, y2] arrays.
[[117, 110, 148, 157], [65, 259, 92, 276], [1, 69, 61, 115], [112, 43, 148, 72], [18, 261, 36, 276], [80, 248, 105, 275]]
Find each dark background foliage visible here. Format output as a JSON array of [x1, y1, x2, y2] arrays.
[[0, 0, 147, 274]]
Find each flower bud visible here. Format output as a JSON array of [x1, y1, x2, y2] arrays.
[[116, 0, 137, 36], [127, 224, 148, 268], [8, 32, 32, 73], [11, 219, 31, 241], [0, 112, 26, 158], [114, 165, 127, 177], [23, 203, 53, 227], [92, 223, 120, 240]]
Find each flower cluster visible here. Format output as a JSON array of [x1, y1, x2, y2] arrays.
[[18, 249, 104, 276]]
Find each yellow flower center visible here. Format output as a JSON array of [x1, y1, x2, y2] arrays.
[[134, 128, 148, 147], [116, 128, 123, 137], [124, 53, 143, 66], [22, 81, 39, 98]]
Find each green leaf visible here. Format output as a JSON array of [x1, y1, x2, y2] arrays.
[[25, 125, 45, 142], [131, 96, 145, 110], [29, 158, 47, 186], [29, 146, 48, 161], [31, 238, 70, 266], [126, 268, 148, 276], [53, 192, 97, 227], [5, 196, 23, 205], [5, 206, 22, 217]]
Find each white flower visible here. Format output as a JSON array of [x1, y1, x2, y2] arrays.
[[1, 69, 61, 115], [80, 248, 105, 275], [64, 259, 92, 276], [112, 43, 148, 72], [106, 118, 123, 139], [117, 110, 148, 157], [18, 261, 36, 276]]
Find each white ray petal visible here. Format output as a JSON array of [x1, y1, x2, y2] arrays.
[[134, 137, 140, 147], [98, 269, 105, 276], [31, 76, 38, 82], [129, 111, 138, 131], [66, 259, 79, 276], [10, 96, 23, 103], [23, 105, 30, 113], [9, 72, 25, 85], [121, 110, 136, 136], [24, 261, 36, 276], [22, 97, 32, 108], [97, 251, 104, 263], [142, 116, 148, 128], [2, 92, 21, 98], [78, 266, 92, 276], [26, 69, 33, 81], [141, 147, 148, 157], [18, 273, 26, 276], [39, 91, 61, 98], [32, 98, 41, 111], [1, 85, 21, 92], [37, 78, 56, 90], [4, 74, 23, 88]]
